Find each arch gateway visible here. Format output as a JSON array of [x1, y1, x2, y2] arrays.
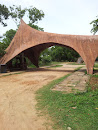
[[0, 19, 98, 74]]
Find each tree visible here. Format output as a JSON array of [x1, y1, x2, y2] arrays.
[[0, 4, 45, 28], [90, 15, 98, 35], [0, 4, 45, 61], [0, 4, 45, 50], [29, 23, 44, 31], [0, 29, 16, 57], [39, 48, 52, 65], [2, 29, 16, 46], [39, 45, 79, 66], [0, 42, 6, 57], [0, 4, 10, 26], [50, 46, 79, 62]]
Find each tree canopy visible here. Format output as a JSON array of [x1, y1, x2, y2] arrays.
[[0, 29, 16, 57], [39, 46, 79, 65], [0, 4, 10, 26], [90, 15, 98, 35], [0, 4, 45, 57], [9, 5, 44, 27], [0, 4, 45, 27]]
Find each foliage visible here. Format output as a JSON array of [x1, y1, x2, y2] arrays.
[[0, 4, 10, 26], [90, 15, 98, 35], [51, 46, 79, 62], [9, 5, 26, 26], [40, 55, 52, 65], [27, 6, 44, 25], [28, 23, 44, 31], [36, 74, 98, 130], [0, 29, 16, 57], [0, 42, 6, 57], [0, 4, 45, 28], [0, 4, 44, 59], [9, 5, 44, 27], [3, 29, 16, 44], [39, 46, 79, 64]]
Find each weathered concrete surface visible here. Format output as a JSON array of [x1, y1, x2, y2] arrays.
[[52, 66, 90, 93], [0, 19, 98, 74]]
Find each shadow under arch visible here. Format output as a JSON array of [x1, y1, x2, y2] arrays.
[[23, 42, 84, 68]]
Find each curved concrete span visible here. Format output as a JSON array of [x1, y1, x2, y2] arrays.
[[0, 19, 98, 74]]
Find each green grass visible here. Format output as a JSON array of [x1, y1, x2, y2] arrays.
[[67, 62, 85, 65], [50, 62, 65, 65], [28, 62, 64, 68], [94, 63, 98, 68], [28, 64, 37, 68], [93, 74, 98, 78], [28, 61, 85, 68], [74, 67, 83, 72], [0, 72, 24, 78], [36, 74, 98, 130], [94, 62, 98, 72], [48, 65, 63, 68]]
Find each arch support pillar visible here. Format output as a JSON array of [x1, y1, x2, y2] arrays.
[[86, 66, 94, 74], [86, 62, 94, 75], [24, 48, 40, 68]]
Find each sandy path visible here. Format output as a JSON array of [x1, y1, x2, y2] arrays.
[[0, 64, 84, 130]]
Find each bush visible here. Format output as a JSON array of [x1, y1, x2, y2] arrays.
[[40, 55, 52, 65]]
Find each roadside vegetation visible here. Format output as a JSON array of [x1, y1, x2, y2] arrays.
[[94, 62, 98, 72], [28, 61, 64, 68], [36, 70, 98, 130], [67, 62, 85, 65]]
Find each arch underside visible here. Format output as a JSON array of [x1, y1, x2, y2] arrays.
[[0, 19, 98, 74], [23, 42, 79, 67]]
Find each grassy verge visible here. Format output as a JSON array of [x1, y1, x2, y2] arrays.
[[36, 74, 98, 130], [48, 65, 63, 68], [67, 62, 85, 65], [94, 62, 98, 72], [74, 66, 83, 72], [94, 62, 98, 68], [0, 72, 24, 78], [28, 62, 64, 68]]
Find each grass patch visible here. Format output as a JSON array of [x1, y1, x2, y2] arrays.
[[0, 72, 24, 78], [94, 63, 98, 68], [36, 74, 98, 130], [67, 62, 85, 65], [94, 62, 98, 72], [74, 66, 83, 72], [28, 64, 37, 68], [28, 62, 64, 68], [48, 65, 63, 68]]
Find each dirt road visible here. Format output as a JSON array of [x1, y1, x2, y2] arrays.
[[0, 64, 84, 130]]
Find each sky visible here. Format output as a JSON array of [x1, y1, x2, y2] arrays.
[[0, 0, 98, 36]]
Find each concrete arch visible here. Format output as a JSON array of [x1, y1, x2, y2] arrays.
[[23, 42, 84, 67], [0, 19, 98, 74]]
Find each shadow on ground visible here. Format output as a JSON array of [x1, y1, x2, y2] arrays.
[[25, 68, 75, 73]]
